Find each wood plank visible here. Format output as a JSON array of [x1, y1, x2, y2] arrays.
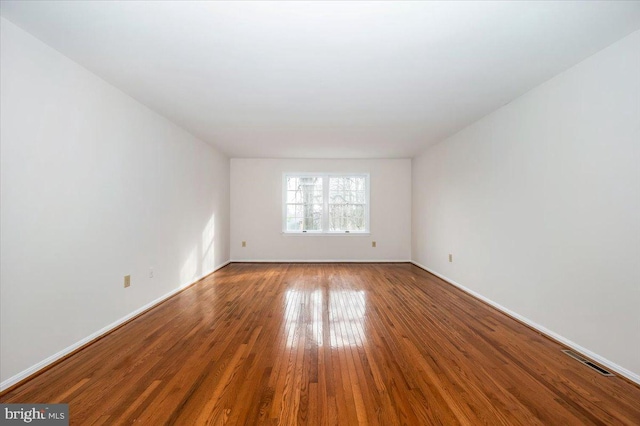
[[1, 263, 638, 425]]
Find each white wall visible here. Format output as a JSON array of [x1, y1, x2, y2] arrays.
[[231, 159, 411, 261], [0, 19, 230, 385], [412, 30, 640, 379]]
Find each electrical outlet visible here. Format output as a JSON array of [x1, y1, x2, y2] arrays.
[[149, 268, 154, 278], [124, 275, 131, 288], [449, 254, 453, 262], [242, 241, 247, 247], [372, 241, 377, 248]]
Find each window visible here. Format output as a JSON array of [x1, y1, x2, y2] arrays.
[[284, 176, 324, 232], [283, 173, 370, 234]]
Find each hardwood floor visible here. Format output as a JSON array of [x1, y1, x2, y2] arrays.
[[2, 263, 639, 425]]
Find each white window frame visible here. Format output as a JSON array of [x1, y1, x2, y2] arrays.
[[282, 173, 370, 235]]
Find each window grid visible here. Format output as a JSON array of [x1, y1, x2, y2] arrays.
[[284, 176, 324, 232], [283, 174, 370, 234], [328, 176, 367, 232]]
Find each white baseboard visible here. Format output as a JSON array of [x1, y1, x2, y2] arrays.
[[0, 260, 231, 392], [7, 259, 634, 391], [410, 261, 640, 385], [230, 259, 412, 263]]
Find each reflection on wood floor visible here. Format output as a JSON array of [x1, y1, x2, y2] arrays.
[[1, 263, 639, 425]]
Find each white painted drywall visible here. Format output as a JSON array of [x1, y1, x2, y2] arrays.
[[231, 159, 411, 261], [412, 30, 640, 377], [0, 19, 230, 384]]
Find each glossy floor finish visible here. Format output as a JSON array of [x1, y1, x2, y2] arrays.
[[2, 263, 639, 425]]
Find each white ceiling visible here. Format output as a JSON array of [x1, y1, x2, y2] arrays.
[[2, 1, 640, 158]]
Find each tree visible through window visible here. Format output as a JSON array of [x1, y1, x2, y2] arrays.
[[285, 176, 323, 231], [284, 174, 369, 233], [329, 176, 366, 231]]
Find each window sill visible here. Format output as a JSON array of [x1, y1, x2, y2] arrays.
[[282, 232, 371, 237]]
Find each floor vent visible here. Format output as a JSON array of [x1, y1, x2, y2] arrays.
[[562, 350, 614, 376]]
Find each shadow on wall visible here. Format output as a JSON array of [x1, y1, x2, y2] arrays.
[[180, 213, 216, 287]]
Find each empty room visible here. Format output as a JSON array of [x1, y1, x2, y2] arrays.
[[1, 1, 639, 424]]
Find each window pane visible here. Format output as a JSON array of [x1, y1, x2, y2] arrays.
[[287, 177, 323, 201], [287, 190, 301, 203], [286, 204, 322, 230], [285, 176, 324, 231], [328, 176, 367, 231], [346, 204, 365, 230], [329, 204, 344, 231], [287, 190, 323, 204], [297, 204, 322, 231], [287, 176, 322, 190], [329, 204, 365, 231], [329, 177, 365, 201], [286, 204, 300, 218], [302, 177, 322, 230], [286, 218, 302, 231], [285, 204, 300, 231]]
